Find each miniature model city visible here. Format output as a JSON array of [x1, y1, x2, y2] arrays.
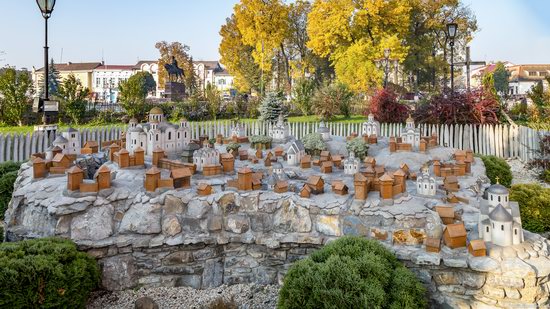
[[30, 108, 526, 256]]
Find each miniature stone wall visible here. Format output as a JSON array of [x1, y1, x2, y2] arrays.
[[5, 162, 550, 308]]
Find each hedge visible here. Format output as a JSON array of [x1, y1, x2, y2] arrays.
[[0, 238, 100, 308], [510, 183, 550, 233], [278, 236, 427, 309], [0, 161, 21, 221], [480, 155, 512, 187]]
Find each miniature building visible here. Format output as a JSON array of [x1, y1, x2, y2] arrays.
[[364, 157, 376, 168], [238, 167, 253, 191], [125, 108, 191, 156], [272, 162, 284, 176], [67, 166, 84, 191], [478, 183, 524, 247], [231, 122, 246, 139], [433, 159, 441, 177], [203, 164, 223, 176], [32, 157, 47, 179], [300, 155, 311, 168], [274, 146, 284, 157], [255, 148, 263, 159], [181, 143, 201, 163], [306, 176, 324, 194], [220, 153, 235, 173], [95, 165, 111, 190], [52, 128, 81, 155], [362, 113, 380, 137], [83, 141, 99, 154], [269, 114, 290, 143], [454, 150, 466, 162], [419, 139, 427, 152], [317, 121, 331, 141], [170, 167, 192, 189], [193, 144, 220, 172], [300, 184, 312, 198], [144, 166, 161, 192], [117, 148, 130, 168], [238, 149, 249, 161], [468, 239, 487, 257], [443, 223, 467, 249], [343, 152, 361, 175], [287, 140, 305, 166], [320, 161, 333, 174], [444, 176, 460, 192], [354, 173, 369, 200], [197, 183, 213, 196], [435, 206, 456, 225], [134, 147, 145, 166], [425, 237, 441, 253], [416, 165, 436, 196], [379, 173, 394, 200], [400, 115, 421, 151], [332, 180, 349, 195], [331, 155, 343, 168], [320, 151, 331, 162], [52, 153, 72, 169], [109, 144, 121, 162], [274, 180, 288, 193]]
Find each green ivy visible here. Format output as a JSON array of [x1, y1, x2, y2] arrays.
[[480, 155, 512, 187], [510, 183, 550, 233]]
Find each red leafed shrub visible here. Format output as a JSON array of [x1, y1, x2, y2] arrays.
[[367, 88, 410, 123], [414, 90, 500, 124]]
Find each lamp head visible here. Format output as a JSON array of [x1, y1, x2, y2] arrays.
[[447, 23, 458, 40], [36, 0, 56, 18]]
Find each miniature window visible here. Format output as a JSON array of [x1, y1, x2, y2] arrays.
[[490, 195, 493, 201], [505, 196, 508, 202], [156, 134, 159, 141], [498, 196, 501, 202], [514, 229, 518, 235], [492, 223, 495, 228], [168, 132, 172, 140], [486, 226, 489, 232], [501, 225, 504, 231], [178, 132, 180, 139]]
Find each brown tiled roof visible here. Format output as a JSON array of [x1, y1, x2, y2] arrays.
[[146, 166, 161, 175], [425, 237, 441, 248], [435, 206, 455, 218], [445, 223, 467, 238], [36, 62, 102, 72], [170, 167, 192, 179], [307, 175, 323, 186], [67, 166, 83, 174], [469, 239, 486, 251]]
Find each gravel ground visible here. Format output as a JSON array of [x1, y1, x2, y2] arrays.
[[87, 284, 280, 309], [507, 158, 549, 188]]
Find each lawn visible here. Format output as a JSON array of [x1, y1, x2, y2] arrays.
[[0, 123, 125, 135]]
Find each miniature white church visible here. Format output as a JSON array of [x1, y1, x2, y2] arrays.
[[270, 114, 289, 143], [362, 113, 380, 137], [193, 141, 220, 172], [125, 107, 190, 156], [231, 122, 246, 138], [317, 121, 331, 141], [416, 165, 436, 196], [286, 140, 305, 166], [52, 127, 81, 155], [478, 180, 524, 247], [343, 152, 361, 175], [400, 114, 421, 150]]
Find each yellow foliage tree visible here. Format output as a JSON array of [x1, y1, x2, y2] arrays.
[[155, 41, 197, 94]]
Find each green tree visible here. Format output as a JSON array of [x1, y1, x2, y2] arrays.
[[38, 58, 61, 98], [205, 83, 222, 120], [259, 92, 284, 123], [0, 68, 32, 126], [302, 132, 327, 155], [292, 77, 316, 115], [492, 62, 510, 97], [57, 74, 89, 125], [311, 82, 353, 120], [119, 72, 156, 119], [155, 41, 197, 95]]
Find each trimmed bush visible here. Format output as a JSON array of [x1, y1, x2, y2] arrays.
[[480, 155, 512, 187], [346, 138, 369, 160], [278, 236, 427, 309], [302, 133, 327, 156], [0, 238, 100, 308], [0, 161, 21, 220], [510, 183, 550, 233]]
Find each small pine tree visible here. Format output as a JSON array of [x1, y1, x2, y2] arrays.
[[259, 92, 284, 123], [38, 58, 61, 97]]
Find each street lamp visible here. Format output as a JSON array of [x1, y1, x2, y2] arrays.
[[383, 48, 391, 88], [36, 0, 56, 124], [446, 22, 458, 93]]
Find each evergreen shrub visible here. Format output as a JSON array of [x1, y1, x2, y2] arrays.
[[510, 183, 550, 233], [480, 155, 512, 187]]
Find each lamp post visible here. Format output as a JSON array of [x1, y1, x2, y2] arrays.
[[36, 0, 56, 124], [383, 48, 391, 88], [446, 22, 458, 93]]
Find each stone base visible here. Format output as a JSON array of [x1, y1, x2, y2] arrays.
[[164, 82, 185, 101]]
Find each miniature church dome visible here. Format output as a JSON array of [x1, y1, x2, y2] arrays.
[[487, 183, 508, 195], [489, 204, 513, 222], [149, 107, 163, 115]]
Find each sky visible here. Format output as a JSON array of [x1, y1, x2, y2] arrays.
[[0, 0, 549, 69]]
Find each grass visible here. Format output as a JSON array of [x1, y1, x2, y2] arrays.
[[0, 123, 125, 135]]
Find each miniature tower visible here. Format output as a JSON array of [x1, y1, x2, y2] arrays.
[[67, 166, 84, 191], [96, 165, 111, 190]]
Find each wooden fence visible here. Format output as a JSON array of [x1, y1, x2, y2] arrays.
[[0, 122, 547, 163]]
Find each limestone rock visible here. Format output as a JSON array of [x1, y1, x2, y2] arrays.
[[316, 215, 341, 236], [273, 201, 311, 233], [135, 297, 159, 309], [342, 216, 368, 236], [164, 195, 185, 215], [71, 205, 114, 241], [468, 256, 500, 273], [101, 254, 136, 290], [226, 215, 250, 234], [425, 210, 444, 239], [162, 216, 181, 237], [120, 203, 162, 234]]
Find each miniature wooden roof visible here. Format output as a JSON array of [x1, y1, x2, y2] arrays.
[[145, 166, 161, 175], [275, 181, 288, 189], [301, 155, 311, 163], [274, 146, 283, 152], [331, 155, 342, 161], [67, 166, 83, 174], [252, 178, 261, 185], [252, 172, 264, 180], [379, 173, 393, 182], [433, 160, 441, 166], [153, 147, 165, 153], [134, 147, 144, 152], [197, 183, 211, 191], [445, 175, 458, 183], [469, 239, 486, 251], [52, 153, 69, 162], [375, 166, 386, 174], [170, 167, 192, 179], [332, 181, 348, 191], [364, 165, 375, 174], [307, 175, 323, 186], [354, 173, 367, 182], [420, 139, 427, 144], [238, 167, 252, 174], [97, 165, 111, 173], [425, 237, 441, 248], [321, 161, 332, 168], [456, 160, 465, 165], [435, 206, 455, 218], [221, 153, 234, 159], [445, 223, 467, 238], [118, 148, 129, 154], [301, 184, 312, 193], [84, 141, 98, 147], [320, 150, 330, 156], [51, 145, 63, 151], [32, 157, 45, 164], [109, 143, 120, 148], [400, 163, 409, 171], [455, 150, 466, 156], [393, 169, 406, 177], [364, 156, 375, 163]]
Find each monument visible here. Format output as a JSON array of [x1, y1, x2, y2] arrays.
[[163, 56, 185, 101]]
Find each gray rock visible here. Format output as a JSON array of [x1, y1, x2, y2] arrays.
[[101, 254, 136, 290], [175, 275, 202, 289], [162, 216, 181, 237], [412, 252, 441, 266], [71, 205, 114, 241], [164, 195, 185, 215], [468, 256, 500, 273], [202, 258, 224, 288], [120, 203, 162, 234], [272, 201, 311, 233], [226, 215, 250, 234], [134, 297, 159, 309], [342, 216, 368, 236]]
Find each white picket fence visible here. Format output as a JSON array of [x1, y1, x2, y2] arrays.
[[0, 122, 547, 163]]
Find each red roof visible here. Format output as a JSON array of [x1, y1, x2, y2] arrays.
[[95, 65, 135, 71]]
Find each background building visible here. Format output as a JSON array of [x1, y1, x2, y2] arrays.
[[92, 65, 134, 103]]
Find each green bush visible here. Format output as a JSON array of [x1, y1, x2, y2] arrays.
[[480, 155, 512, 187], [346, 138, 369, 160], [0, 161, 21, 220], [0, 237, 100, 308], [278, 236, 427, 309], [302, 133, 327, 155], [226, 142, 241, 152], [510, 183, 550, 233]]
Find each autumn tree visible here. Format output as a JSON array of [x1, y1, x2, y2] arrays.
[[155, 41, 197, 95], [311, 82, 353, 121], [307, 0, 412, 93], [119, 72, 156, 119], [205, 83, 222, 120], [0, 68, 32, 126], [57, 74, 89, 125]]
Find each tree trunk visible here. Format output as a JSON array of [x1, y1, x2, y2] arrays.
[[279, 44, 292, 94]]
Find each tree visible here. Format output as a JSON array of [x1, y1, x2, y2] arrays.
[[38, 58, 61, 98], [118, 72, 156, 119], [292, 77, 316, 115], [155, 41, 197, 95], [368, 88, 409, 123], [0, 68, 32, 126], [302, 132, 327, 155], [346, 138, 369, 159], [205, 83, 222, 120], [57, 74, 89, 125], [492, 62, 510, 97], [311, 82, 353, 121], [307, 0, 412, 93], [259, 92, 285, 123]]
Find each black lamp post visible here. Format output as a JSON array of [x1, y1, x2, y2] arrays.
[[36, 0, 56, 124], [446, 22, 458, 93], [383, 48, 391, 88]]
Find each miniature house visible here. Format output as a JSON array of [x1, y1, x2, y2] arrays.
[[61, 128, 81, 155], [400, 115, 421, 151], [320, 161, 333, 174], [197, 183, 213, 196], [478, 183, 524, 247], [343, 152, 361, 175], [362, 113, 380, 141], [193, 144, 220, 172], [220, 153, 235, 173], [274, 180, 288, 193], [231, 122, 246, 139], [443, 222, 467, 249], [435, 206, 456, 225], [425, 237, 441, 253], [354, 173, 369, 200], [269, 114, 289, 143], [67, 166, 84, 191], [181, 143, 201, 163], [32, 157, 47, 179], [332, 181, 348, 195], [287, 140, 305, 166], [82, 141, 99, 154], [300, 155, 311, 168], [416, 165, 436, 196], [306, 175, 324, 194], [317, 121, 331, 141], [171, 167, 192, 189], [238, 167, 253, 191], [272, 162, 284, 176], [300, 184, 312, 198], [468, 239, 487, 257], [444, 176, 460, 192], [125, 108, 191, 156]]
